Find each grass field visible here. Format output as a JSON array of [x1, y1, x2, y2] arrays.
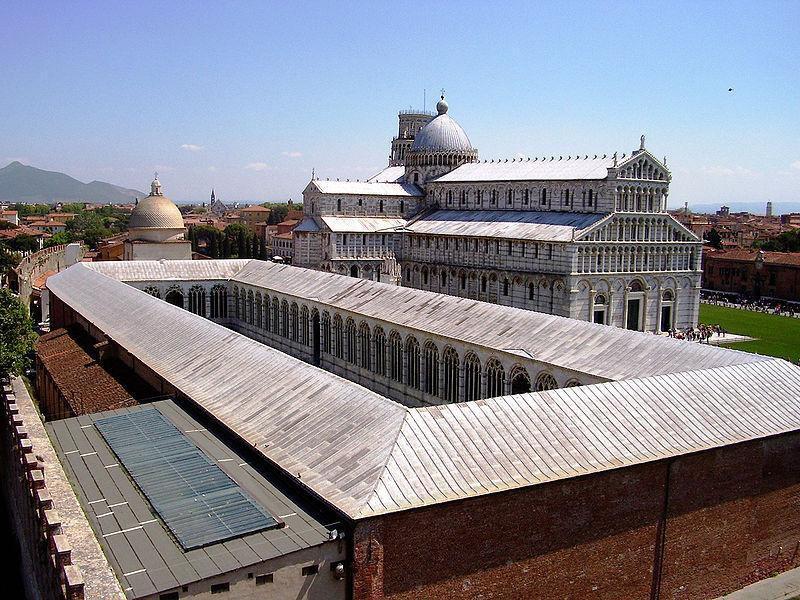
[[699, 303, 800, 362]]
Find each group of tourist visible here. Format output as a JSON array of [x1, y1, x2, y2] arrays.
[[701, 291, 800, 318], [665, 323, 727, 343]]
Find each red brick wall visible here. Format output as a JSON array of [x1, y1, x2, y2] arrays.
[[355, 462, 666, 600], [703, 255, 800, 301], [659, 433, 800, 599], [352, 433, 800, 600]]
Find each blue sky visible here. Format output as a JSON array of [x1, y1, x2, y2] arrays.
[[2, 0, 799, 208]]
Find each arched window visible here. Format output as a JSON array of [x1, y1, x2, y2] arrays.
[[210, 285, 227, 318], [374, 327, 386, 375], [263, 295, 271, 330], [350, 264, 359, 278], [271, 296, 280, 334], [442, 347, 459, 403], [422, 267, 429, 285], [333, 314, 343, 358], [629, 279, 644, 292], [510, 366, 532, 394], [440, 271, 447, 287], [405, 336, 420, 390], [290, 303, 299, 342], [502, 278, 509, 297], [165, 288, 184, 308], [389, 331, 403, 382], [541, 188, 547, 205], [281, 300, 289, 337], [254, 293, 262, 327], [188, 285, 206, 316], [463, 353, 481, 402], [423, 341, 439, 397], [565, 379, 582, 387], [246, 290, 254, 325], [232, 287, 240, 318], [358, 321, 371, 370], [321, 311, 331, 353], [535, 372, 558, 391], [345, 318, 357, 363], [593, 293, 607, 324], [528, 282, 535, 301], [300, 305, 310, 345], [143, 286, 161, 299], [485, 359, 505, 398]]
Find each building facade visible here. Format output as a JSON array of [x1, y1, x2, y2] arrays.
[[703, 247, 800, 301], [296, 96, 702, 331]]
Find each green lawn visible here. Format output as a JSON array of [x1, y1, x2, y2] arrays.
[[699, 303, 800, 362]]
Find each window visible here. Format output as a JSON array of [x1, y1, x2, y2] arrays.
[[535, 372, 558, 391], [424, 341, 439, 396], [160, 593, 179, 600], [588, 189, 594, 207], [256, 574, 273, 585], [502, 278, 509, 296], [374, 327, 386, 375], [507, 189, 513, 205], [486, 359, 505, 397], [302, 565, 319, 576], [358, 322, 371, 370], [211, 582, 230, 594], [337, 199, 342, 211], [406, 336, 421, 389], [541, 188, 547, 205], [379, 200, 384, 212], [346, 319, 357, 363], [507, 241, 512, 256], [389, 331, 403, 382], [464, 353, 481, 402], [442, 347, 459, 402]]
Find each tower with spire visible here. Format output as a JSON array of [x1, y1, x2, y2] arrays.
[[209, 188, 228, 216]]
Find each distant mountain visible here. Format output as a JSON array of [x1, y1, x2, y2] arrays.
[[0, 161, 145, 204]]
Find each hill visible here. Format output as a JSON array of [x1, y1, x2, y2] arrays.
[[0, 161, 145, 204]]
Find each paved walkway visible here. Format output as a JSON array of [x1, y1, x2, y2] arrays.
[[718, 567, 800, 599]]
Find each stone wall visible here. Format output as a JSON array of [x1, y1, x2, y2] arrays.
[[13, 242, 85, 316], [1, 377, 124, 600]]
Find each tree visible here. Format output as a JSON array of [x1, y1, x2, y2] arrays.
[[0, 288, 36, 378], [43, 231, 77, 248], [705, 228, 723, 250]]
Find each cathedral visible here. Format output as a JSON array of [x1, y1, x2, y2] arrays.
[[294, 95, 702, 332]]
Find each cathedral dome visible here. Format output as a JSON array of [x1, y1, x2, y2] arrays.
[[410, 96, 474, 154], [129, 177, 185, 241]]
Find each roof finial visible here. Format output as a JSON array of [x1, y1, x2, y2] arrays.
[[613, 152, 618, 166], [663, 155, 668, 166], [311, 167, 316, 180], [150, 172, 162, 196], [640, 134, 646, 150], [436, 90, 448, 115]]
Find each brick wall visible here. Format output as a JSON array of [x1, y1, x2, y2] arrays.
[[352, 433, 800, 600]]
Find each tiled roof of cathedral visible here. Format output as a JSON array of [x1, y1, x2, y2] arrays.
[[48, 261, 800, 519], [311, 179, 423, 197], [434, 155, 617, 182], [406, 210, 607, 241], [320, 216, 407, 233], [367, 165, 405, 183]]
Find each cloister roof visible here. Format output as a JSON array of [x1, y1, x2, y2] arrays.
[[47, 261, 800, 520]]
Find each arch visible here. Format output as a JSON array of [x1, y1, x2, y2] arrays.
[[332, 314, 344, 358], [300, 305, 310, 345], [210, 284, 227, 318], [423, 341, 440, 397], [143, 285, 161, 299], [535, 372, 558, 391], [442, 346, 459, 402], [565, 379, 582, 387], [271, 296, 280, 334], [509, 366, 532, 395], [345, 318, 357, 364], [321, 311, 331, 353], [165, 288, 183, 308], [388, 330, 403, 382], [188, 285, 206, 317], [246, 290, 254, 325], [485, 358, 505, 398], [463, 353, 481, 402], [233, 286, 240, 319], [373, 326, 386, 375], [280, 300, 289, 338], [254, 292, 263, 327], [405, 336, 421, 390], [290, 303, 299, 342], [358, 321, 371, 370], [350, 264, 359, 278]]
